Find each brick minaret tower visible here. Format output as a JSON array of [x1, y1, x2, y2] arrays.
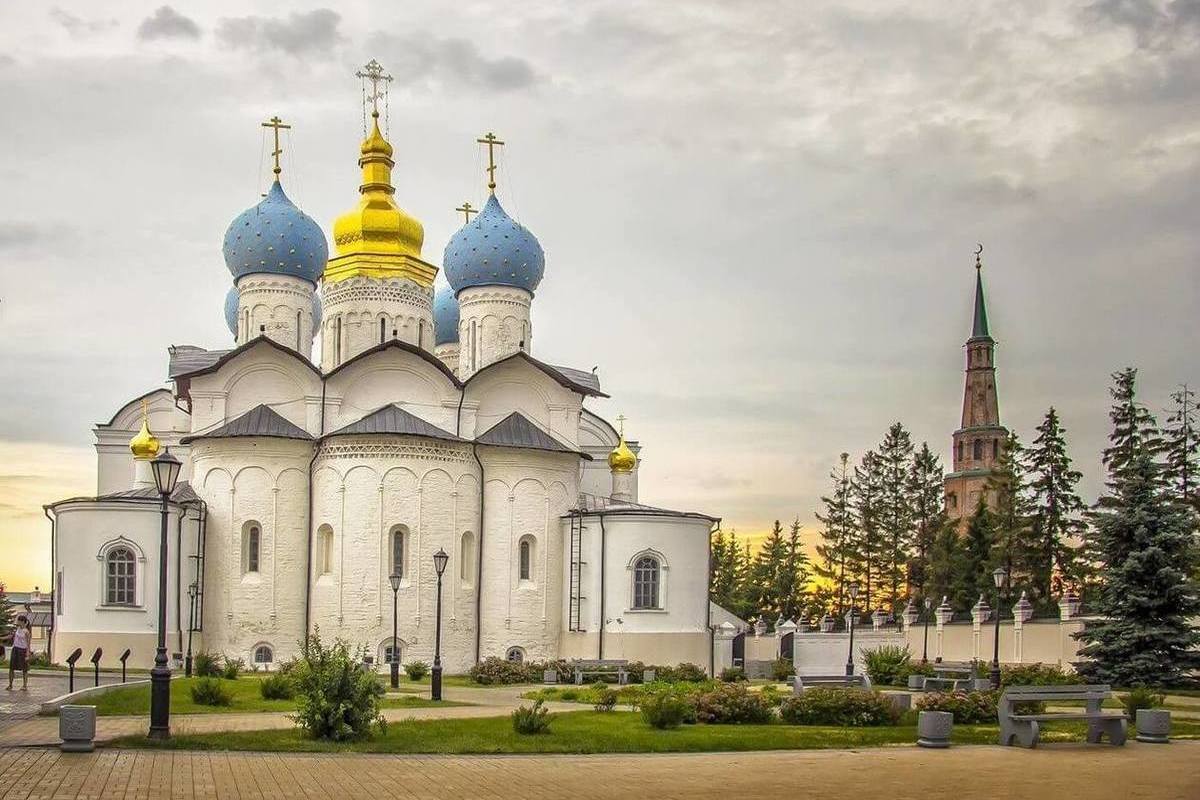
[[944, 249, 1008, 529]]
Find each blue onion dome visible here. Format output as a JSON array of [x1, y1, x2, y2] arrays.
[[222, 180, 329, 286], [224, 285, 239, 337], [433, 279, 460, 345], [442, 194, 544, 295]]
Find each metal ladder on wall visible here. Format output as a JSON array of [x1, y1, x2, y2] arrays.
[[568, 514, 586, 631]]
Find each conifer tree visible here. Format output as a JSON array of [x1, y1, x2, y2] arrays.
[[850, 450, 885, 612], [1077, 369, 1200, 686], [956, 500, 997, 611], [814, 453, 854, 615], [778, 519, 812, 622], [1026, 407, 1086, 604], [709, 527, 738, 612], [986, 432, 1033, 598], [926, 523, 963, 610], [751, 521, 789, 621], [906, 442, 946, 600], [877, 423, 916, 616], [1164, 383, 1199, 512]]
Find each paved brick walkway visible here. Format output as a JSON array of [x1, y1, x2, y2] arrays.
[[0, 742, 1196, 799]]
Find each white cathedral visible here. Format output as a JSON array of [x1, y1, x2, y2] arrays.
[[45, 81, 722, 674]]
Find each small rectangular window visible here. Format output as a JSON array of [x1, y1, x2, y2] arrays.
[[247, 527, 260, 573]]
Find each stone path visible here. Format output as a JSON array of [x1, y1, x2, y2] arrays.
[[0, 673, 124, 721], [0, 741, 1196, 799]]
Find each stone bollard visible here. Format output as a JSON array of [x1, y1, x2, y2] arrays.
[[973, 678, 992, 691], [884, 692, 912, 713], [59, 705, 97, 753], [1135, 709, 1171, 744], [542, 669, 558, 685], [917, 710, 953, 748], [907, 675, 926, 690]]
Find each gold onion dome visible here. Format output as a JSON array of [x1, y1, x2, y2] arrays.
[[129, 417, 161, 460], [608, 434, 637, 474], [326, 112, 427, 284]]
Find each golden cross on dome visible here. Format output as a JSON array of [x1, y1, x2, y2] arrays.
[[476, 131, 505, 193], [261, 115, 291, 177], [616, 414, 627, 437], [356, 59, 392, 117], [141, 398, 150, 422], [974, 242, 984, 270], [456, 201, 477, 223]]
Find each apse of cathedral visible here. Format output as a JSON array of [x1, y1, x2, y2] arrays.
[[46, 62, 719, 672]]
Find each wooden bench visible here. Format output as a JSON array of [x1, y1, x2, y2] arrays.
[[999, 684, 1127, 748], [793, 673, 872, 694], [571, 659, 629, 685]]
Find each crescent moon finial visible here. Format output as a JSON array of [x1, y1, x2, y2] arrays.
[[974, 243, 983, 269]]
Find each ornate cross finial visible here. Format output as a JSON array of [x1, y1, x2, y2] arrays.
[[476, 131, 505, 193], [141, 398, 149, 422], [456, 201, 477, 223], [974, 242, 984, 270], [261, 116, 291, 177], [356, 59, 392, 118], [616, 414, 627, 437]]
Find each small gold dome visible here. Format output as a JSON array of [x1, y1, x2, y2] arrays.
[[608, 434, 637, 474], [129, 417, 160, 460]]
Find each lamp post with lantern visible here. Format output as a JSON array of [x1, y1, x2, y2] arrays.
[[845, 580, 861, 677], [990, 566, 1008, 689], [431, 548, 449, 701], [921, 595, 933, 664], [388, 572, 401, 688], [148, 449, 181, 740]]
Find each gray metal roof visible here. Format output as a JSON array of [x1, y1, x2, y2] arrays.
[[181, 405, 312, 444], [50, 481, 202, 509], [168, 345, 229, 378], [550, 364, 603, 395], [326, 405, 463, 442], [572, 492, 720, 523], [476, 412, 590, 459]]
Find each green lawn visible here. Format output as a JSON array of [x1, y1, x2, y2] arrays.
[[107, 710, 1200, 754], [79, 676, 464, 716]]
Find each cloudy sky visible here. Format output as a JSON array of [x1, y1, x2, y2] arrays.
[[0, 1, 1196, 590]]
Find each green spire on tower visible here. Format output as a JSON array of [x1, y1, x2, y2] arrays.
[[971, 244, 991, 340]]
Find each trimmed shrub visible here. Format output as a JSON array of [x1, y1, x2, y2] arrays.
[[694, 683, 773, 724], [915, 690, 1001, 724], [511, 698, 552, 734], [863, 645, 913, 686], [1120, 686, 1164, 716], [780, 688, 901, 726], [719, 666, 747, 683], [592, 681, 618, 712], [259, 673, 295, 700], [637, 683, 695, 729], [625, 661, 647, 683], [1000, 663, 1073, 687], [469, 656, 532, 685], [559, 689, 579, 701], [193, 651, 222, 678], [403, 661, 430, 681], [759, 684, 784, 707], [221, 657, 244, 680], [190, 677, 232, 706], [671, 663, 708, 683], [290, 629, 385, 741], [770, 658, 794, 683]]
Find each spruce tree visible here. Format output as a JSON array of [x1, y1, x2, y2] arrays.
[[907, 442, 946, 600], [709, 527, 739, 613], [877, 423, 916, 616], [956, 500, 997, 611], [814, 453, 854, 615], [927, 522, 963, 609], [986, 432, 1034, 598], [751, 521, 789, 622], [778, 519, 812, 622], [1077, 372, 1200, 685], [1164, 383, 1199, 512], [1026, 407, 1086, 604], [850, 450, 885, 612]]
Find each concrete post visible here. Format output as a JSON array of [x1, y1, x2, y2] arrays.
[[713, 621, 737, 676], [971, 596, 990, 663], [1012, 591, 1033, 663], [934, 597, 952, 662]]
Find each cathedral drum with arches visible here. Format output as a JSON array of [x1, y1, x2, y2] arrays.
[[45, 64, 720, 672]]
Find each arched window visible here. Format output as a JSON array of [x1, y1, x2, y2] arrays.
[[460, 531, 475, 585], [956, 440, 963, 463], [992, 438, 999, 460], [296, 310, 302, 350], [389, 525, 408, 580], [418, 319, 425, 348], [382, 639, 402, 665], [947, 492, 958, 510], [334, 317, 343, 365], [105, 547, 136, 606], [243, 522, 261, 574], [380, 317, 387, 344], [506, 646, 525, 663], [253, 644, 273, 665], [633, 556, 660, 610], [518, 537, 533, 582], [470, 321, 477, 370], [972, 439, 983, 461], [317, 525, 334, 575]]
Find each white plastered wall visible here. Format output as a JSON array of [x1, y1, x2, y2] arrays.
[[319, 276, 434, 371], [186, 342, 323, 436], [462, 357, 582, 445], [235, 274, 316, 357], [323, 346, 462, 435], [456, 286, 532, 379]]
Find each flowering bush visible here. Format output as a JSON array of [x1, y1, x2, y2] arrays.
[[779, 688, 901, 726], [770, 658, 794, 682], [719, 666, 747, 683], [915, 690, 1000, 724], [637, 683, 696, 729], [694, 683, 774, 724], [1000, 663, 1073, 687]]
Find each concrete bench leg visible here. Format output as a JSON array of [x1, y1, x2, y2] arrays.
[[1088, 718, 1127, 746], [1001, 719, 1039, 748]]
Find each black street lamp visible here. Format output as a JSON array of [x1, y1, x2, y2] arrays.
[[184, 583, 197, 677], [388, 572, 401, 689], [845, 580, 860, 677], [431, 548, 449, 701], [148, 449, 181, 740], [990, 566, 1008, 689], [921, 595, 932, 664]]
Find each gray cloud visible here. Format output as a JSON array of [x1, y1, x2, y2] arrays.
[[49, 8, 117, 38], [215, 9, 342, 57], [368, 32, 539, 92], [0, 223, 41, 250], [137, 6, 201, 42]]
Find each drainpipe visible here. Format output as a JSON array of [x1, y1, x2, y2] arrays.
[[176, 503, 184, 656], [707, 521, 717, 677], [303, 379, 328, 645], [598, 513, 607, 660], [471, 444, 485, 663], [43, 506, 55, 662]]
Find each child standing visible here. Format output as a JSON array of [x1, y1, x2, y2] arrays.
[[5, 615, 30, 691]]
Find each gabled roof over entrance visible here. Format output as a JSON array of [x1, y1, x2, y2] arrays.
[[326, 404, 463, 442]]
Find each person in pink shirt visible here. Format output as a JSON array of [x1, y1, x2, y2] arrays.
[[5, 615, 30, 691]]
